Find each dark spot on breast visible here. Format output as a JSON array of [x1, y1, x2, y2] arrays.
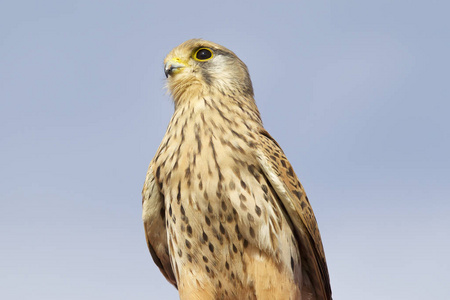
[[232, 244, 237, 253], [209, 242, 214, 253], [262, 185, 268, 194], [243, 239, 249, 248], [195, 133, 202, 154], [178, 249, 182, 257], [203, 256, 208, 263], [239, 194, 246, 201], [180, 205, 185, 216], [221, 201, 227, 211], [176, 186, 181, 205], [249, 227, 255, 238], [225, 261, 230, 270], [235, 225, 242, 240], [255, 205, 262, 216], [247, 213, 254, 222], [185, 239, 191, 249], [247, 164, 256, 175], [205, 265, 210, 273], [226, 214, 233, 223], [205, 216, 211, 226], [187, 253, 192, 262], [202, 231, 209, 242], [240, 180, 247, 189], [181, 214, 188, 224], [213, 226, 223, 244], [186, 225, 192, 236], [235, 224, 240, 235], [219, 223, 226, 235], [208, 203, 213, 214], [169, 205, 172, 217], [291, 256, 295, 271]]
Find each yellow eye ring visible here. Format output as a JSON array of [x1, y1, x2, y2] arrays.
[[193, 48, 213, 61]]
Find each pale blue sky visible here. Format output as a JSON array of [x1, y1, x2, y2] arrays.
[[1, 1, 449, 299]]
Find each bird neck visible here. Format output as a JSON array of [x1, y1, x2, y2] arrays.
[[172, 91, 262, 126]]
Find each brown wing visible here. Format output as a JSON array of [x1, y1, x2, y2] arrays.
[[142, 163, 177, 288], [256, 128, 332, 300]]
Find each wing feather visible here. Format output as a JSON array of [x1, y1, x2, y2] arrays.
[[256, 128, 332, 299], [142, 163, 177, 288]]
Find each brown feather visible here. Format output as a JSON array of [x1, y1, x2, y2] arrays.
[[142, 164, 177, 287], [257, 128, 332, 299]]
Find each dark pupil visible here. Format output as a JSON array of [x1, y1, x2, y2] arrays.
[[197, 49, 212, 60]]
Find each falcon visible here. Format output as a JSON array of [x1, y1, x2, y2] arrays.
[[142, 39, 332, 300]]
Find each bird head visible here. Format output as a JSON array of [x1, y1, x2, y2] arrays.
[[163, 39, 254, 104]]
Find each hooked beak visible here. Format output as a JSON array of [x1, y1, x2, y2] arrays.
[[164, 58, 187, 78]]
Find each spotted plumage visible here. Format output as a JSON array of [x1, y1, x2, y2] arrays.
[[142, 39, 332, 300]]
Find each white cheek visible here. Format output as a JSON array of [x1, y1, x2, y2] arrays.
[[210, 56, 230, 73], [208, 56, 236, 86]]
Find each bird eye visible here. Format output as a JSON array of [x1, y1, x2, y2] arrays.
[[193, 48, 213, 61]]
